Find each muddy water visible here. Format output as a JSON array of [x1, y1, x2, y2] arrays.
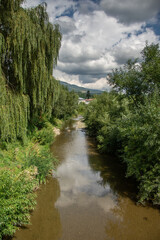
[[13, 118, 160, 240]]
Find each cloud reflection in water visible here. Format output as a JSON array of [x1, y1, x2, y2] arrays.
[[54, 127, 117, 213]]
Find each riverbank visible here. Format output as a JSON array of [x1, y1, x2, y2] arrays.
[[0, 119, 63, 240], [13, 117, 160, 240]]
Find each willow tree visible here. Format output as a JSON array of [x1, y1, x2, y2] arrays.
[[0, 0, 62, 141]]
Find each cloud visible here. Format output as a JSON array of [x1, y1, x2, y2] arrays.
[[53, 69, 80, 86], [78, 0, 100, 14], [54, 145, 116, 212], [22, 0, 77, 20], [55, 16, 76, 34], [79, 75, 102, 84], [53, 70, 111, 91], [112, 28, 160, 64], [56, 10, 159, 85], [46, 0, 77, 22], [83, 77, 112, 91], [100, 0, 160, 24], [22, 0, 41, 8], [23, 0, 160, 90]]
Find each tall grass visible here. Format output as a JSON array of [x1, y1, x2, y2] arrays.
[[0, 121, 57, 239]]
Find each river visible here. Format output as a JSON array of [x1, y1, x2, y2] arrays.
[[13, 117, 160, 240]]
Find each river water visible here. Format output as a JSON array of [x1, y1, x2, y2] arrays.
[[13, 118, 160, 240]]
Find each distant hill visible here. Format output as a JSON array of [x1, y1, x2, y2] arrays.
[[59, 81, 103, 96]]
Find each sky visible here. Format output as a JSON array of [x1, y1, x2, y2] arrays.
[[23, 0, 160, 91]]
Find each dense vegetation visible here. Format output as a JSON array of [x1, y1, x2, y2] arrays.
[[85, 43, 160, 205], [0, 1, 78, 239]]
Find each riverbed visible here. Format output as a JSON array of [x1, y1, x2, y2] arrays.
[[13, 118, 160, 240]]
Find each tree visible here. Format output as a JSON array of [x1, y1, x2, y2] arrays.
[[141, 43, 160, 92], [84, 43, 160, 205], [86, 90, 91, 99], [0, 1, 62, 141], [108, 43, 160, 105]]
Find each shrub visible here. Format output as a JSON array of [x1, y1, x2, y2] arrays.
[[23, 144, 57, 183], [32, 122, 55, 145], [0, 137, 57, 239], [51, 118, 63, 128], [85, 90, 160, 205], [0, 168, 38, 239], [120, 97, 160, 204], [138, 163, 160, 205]]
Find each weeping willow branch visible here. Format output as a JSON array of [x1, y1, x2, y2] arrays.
[[0, 1, 62, 141]]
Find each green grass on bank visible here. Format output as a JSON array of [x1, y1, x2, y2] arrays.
[[0, 120, 60, 240]]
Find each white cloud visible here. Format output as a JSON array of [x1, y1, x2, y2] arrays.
[[83, 78, 112, 91], [112, 28, 160, 64], [22, 0, 77, 20], [23, 0, 160, 90], [54, 70, 111, 91], [53, 69, 80, 86], [22, 0, 40, 8], [55, 9, 159, 89], [54, 141, 116, 212], [47, 0, 77, 22], [55, 16, 76, 35]]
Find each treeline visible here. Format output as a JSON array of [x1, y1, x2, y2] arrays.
[[85, 43, 160, 205], [0, 1, 77, 239]]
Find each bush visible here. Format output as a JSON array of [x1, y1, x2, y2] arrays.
[[85, 92, 128, 151], [51, 118, 63, 128], [97, 123, 122, 154], [0, 168, 38, 239], [84, 90, 160, 205], [120, 97, 160, 204], [138, 163, 160, 205], [32, 122, 55, 145], [23, 144, 57, 183], [0, 124, 57, 239]]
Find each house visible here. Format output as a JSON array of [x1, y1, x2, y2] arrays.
[[78, 98, 94, 104]]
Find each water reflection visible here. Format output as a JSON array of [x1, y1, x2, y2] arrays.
[[105, 197, 160, 240], [87, 141, 137, 201], [52, 119, 160, 240], [13, 118, 160, 240], [53, 124, 117, 214]]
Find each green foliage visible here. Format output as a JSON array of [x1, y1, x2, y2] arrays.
[[108, 43, 160, 105], [109, 59, 143, 100], [0, 168, 38, 239], [78, 102, 86, 115], [23, 144, 56, 183], [0, 1, 78, 143], [0, 2, 62, 141], [51, 118, 63, 128], [0, 133, 56, 183], [0, 121, 57, 239], [0, 79, 30, 142], [86, 90, 91, 99], [141, 43, 160, 91], [0, 1, 78, 239], [139, 163, 160, 205], [120, 94, 160, 204], [85, 91, 128, 139], [33, 122, 55, 145], [85, 43, 160, 205], [53, 87, 78, 119]]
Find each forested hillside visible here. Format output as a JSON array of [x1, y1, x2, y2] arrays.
[[85, 43, 160, 205], [0, 1, 78, 239], [59, 80, 103, 96]]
